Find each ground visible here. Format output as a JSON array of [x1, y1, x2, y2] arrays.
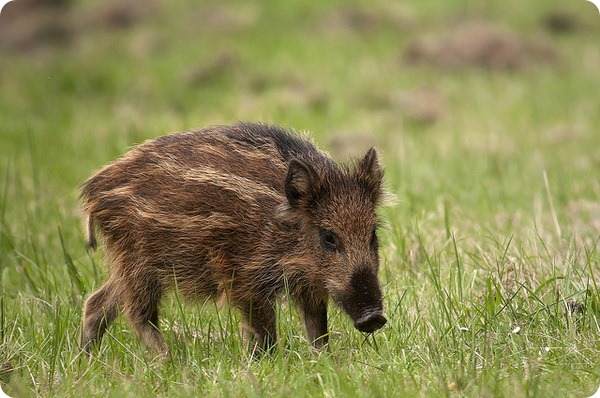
[[0, 0, 599, 397]]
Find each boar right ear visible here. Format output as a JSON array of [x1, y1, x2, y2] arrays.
[[357, 148, 384, 203], [285, 159, 320, 208]]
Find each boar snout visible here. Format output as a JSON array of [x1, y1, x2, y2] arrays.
[[354, 312, 387, 333], [334, 266, 386, 332]]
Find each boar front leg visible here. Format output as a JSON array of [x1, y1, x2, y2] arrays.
[[299, 297, 329, 349], [240, 297, 277, 356]]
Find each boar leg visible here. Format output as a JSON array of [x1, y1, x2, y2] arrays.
[[80, 277, 120, 354], [240, 298, 277, 356], [299, 298, 329, 349], [122, 274, 169, 358]]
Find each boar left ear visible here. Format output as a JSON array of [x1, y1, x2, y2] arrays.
[[285, 159, 321, 208], [357, 148, 383, 203]]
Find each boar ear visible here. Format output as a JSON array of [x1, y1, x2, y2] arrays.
[[357, 148, 383, 203], [285, 159, 320, 208]]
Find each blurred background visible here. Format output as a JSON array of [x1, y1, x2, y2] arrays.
[[1, 1, 598, 164], [1, 0, 599, 271]]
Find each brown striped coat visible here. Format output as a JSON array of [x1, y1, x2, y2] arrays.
[[79, 123, 386, 357]]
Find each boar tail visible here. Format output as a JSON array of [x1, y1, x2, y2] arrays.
[[85, 214, 98, 250]]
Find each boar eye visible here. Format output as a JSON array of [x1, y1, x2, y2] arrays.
[[319, 228, 339, 252]]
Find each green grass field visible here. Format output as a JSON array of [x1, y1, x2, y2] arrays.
[[1, 0, 599, 396]]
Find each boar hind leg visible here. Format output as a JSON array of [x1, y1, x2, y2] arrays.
[[121, 274, 168, 358], [239, 298, 277, 356], [80, 278, 121, 354], [298, 297, 329, 349]]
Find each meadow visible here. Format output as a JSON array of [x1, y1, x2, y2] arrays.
[[1, 0, 599, 396]]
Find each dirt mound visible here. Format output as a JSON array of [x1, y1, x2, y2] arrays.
[[403, 20, 558, 70], [190, 5, 258, 33], [0, 0, 74, 51], [328, 133, 376, 160], [389, 86, 445, 124], [364, 86, 445, 125], [317, 6, 414, 35], [542, 10, 580, 34], [183, 51, 239, 86], [0, 0, 157, 53], [93, 0, 157, 30]]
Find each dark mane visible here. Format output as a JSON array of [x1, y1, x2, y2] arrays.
[[225, 122, 320, 162]]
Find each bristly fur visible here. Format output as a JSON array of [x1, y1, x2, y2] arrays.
[[79, 122, 387, 357]]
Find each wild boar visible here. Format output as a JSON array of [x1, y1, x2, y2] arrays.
[[79, 122, 387, 357]]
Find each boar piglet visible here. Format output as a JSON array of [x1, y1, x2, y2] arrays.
[[79, 122, 387, 357]]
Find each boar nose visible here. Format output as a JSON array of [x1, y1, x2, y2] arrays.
[[354, 313, 387, 333]]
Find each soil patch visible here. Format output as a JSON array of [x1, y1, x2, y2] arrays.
[[403, 19, 558, 70], [318, 7, 414, 34], [0, 0, 157, 53]]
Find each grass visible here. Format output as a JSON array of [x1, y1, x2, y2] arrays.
[[1, 0, 599, 396]]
